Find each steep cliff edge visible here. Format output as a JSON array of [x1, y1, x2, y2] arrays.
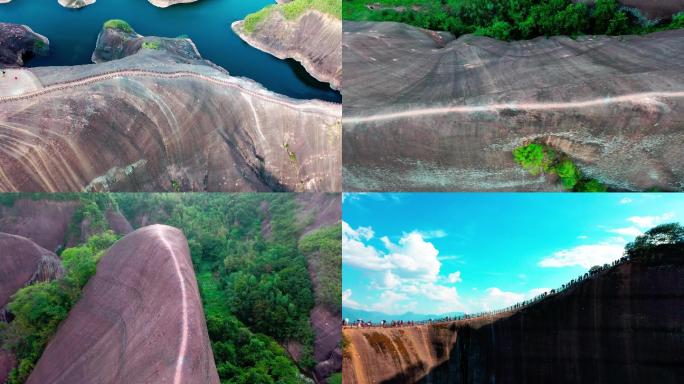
[[26, 224, 220, 384], [233, 0, 341, 89], [0, 21, 341, 192], [343, 22, 684, 191], [0, 23, 49, 67], [344, 254, 684, 384], [0, 233, 63, 309]]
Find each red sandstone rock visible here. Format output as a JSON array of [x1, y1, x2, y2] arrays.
[[26, 225, 219, 384]]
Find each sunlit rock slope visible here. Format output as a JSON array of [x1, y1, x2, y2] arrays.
[[343, 21, 684, 191]]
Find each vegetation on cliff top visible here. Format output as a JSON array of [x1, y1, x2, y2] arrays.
[[343, 0, 684, 41], [103, 19, 134, 33], [513, 142, 607, 192], [243, 0, 341, 33]]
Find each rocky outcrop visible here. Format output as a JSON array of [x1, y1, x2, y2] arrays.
[[343, 255, 684, 384], [148, 0, 199, 8], [297, 193, 341, 235], [232, 9, 342, 89], [574, 0, 684, 20], [0, 233, 64, 308], [0, 199, 79, 252], [0, 23, 49, 67], [58, 0, 96, 9], [27, 225, 220, 384], [0, 22, 341, 192], [311, 305, 342, 381], [106, 209, 133, 235], [343, 22, 684, 191], [0, 350, 15, 384]]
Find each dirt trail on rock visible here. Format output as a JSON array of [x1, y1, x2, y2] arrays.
[[0, 69, 340, 116], [345, 91, 684, 124]]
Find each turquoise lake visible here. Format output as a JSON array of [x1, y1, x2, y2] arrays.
[[0, 0, 341, 102]]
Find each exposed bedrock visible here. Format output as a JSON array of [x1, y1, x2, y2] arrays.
[[148, 0, 198, 7], [296, 192, 341, 235], [26, 224, 220, 384], [232, 10, 342, 89], [0, 23, 341, 192], [343, 257, 684, 384], [58, 0, 96, 9], [0, 233, 64, 308], [0, 199, 132, 251], [574, 0, 684, 20], [342, 22, 684, 191], [0, 23, 49, 67]]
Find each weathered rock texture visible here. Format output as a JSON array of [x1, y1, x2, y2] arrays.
[[0, 233, 63, 308], [148, 0, 198, 7], [342, 22, 684, 191], [343, 256, 684, 384], [0, 23, 49, 67], [233, 9, 342, 89], [0, 23, 341, 192], [574, 0, 684, 20], [0, 199, 79, 251], [296, 193, 342, 382], [27, 225, 220, 384], [58, 0, 96, 9]]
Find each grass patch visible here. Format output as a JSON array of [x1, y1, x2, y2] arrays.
[[329, 373, 342, 384], [141, 40, 161, 50], [243, 0, 341, 33], [343, 0, 684, 41], [513, 142, 607, 192], [103, 19, 134, 33]]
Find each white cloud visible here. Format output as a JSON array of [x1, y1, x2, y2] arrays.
[[342, 222, 391, 271], [538, 239, 626, 269], [619, 197, 633, 204], [417, 229, 447, 239], [370, 291, 413, 314], [382, 232, 442, 282], [383, 270, 401, 289], [478, 288, 524, 311], [342, 289, 363, 309], [447, 271, 462, 283], [577, 235, 588, 240], [609, 227, 643, 237], [627, 212, 674, 228], [526, 288, 551, 298]]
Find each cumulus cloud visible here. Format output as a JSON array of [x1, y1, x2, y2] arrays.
[[342, 222, 391, 271], [619, 197, 633, 204], [381, 232, 442, 282], [538, 239, 626, 269], [627, 212, 674, 228], [478, 288, 524, 311], [342, 289, 363, 309], [447, 271, 462, 283], [417, 229, 447, 239]]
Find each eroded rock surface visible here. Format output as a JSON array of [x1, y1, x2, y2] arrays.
[[148, 0, 199, 8], [0, 199, 79, 251], [343, 256, 684, 384], [343, 22, 684, 191], [233, 9, 342, 89], [0, 23, 49, 67], [0, 233, 63, 308], [27, 224, 219, 384], [0, 23, 341, 192], [58, 0, 96, 9]]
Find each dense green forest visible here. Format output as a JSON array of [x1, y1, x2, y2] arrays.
[[1, 193, 340, 384], [343, 0, 684, 40]]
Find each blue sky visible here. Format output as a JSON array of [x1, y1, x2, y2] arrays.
[[342, 193, 684, 315]]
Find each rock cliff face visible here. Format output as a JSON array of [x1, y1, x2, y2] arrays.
[[0, 199, 79, 252], [342, 22, 684, 191], [0, 233, 64, 308], [574, 0, 684, 20], [148, 0, 198, 7], [0, 23, 49, 67], [27, 225, 220, 384], [0, 22, 341, 192], [232, 9, 342, 89], [58, 0, 96, 9], [343, 256, 684, 384]]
